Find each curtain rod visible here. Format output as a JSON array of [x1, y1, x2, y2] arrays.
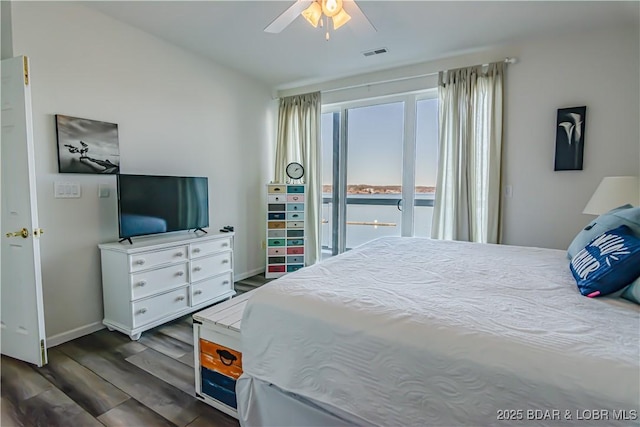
[[320, 57, 518, 95]]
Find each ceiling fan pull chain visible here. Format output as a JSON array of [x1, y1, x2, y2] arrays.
[[325, 16, 330, 40]]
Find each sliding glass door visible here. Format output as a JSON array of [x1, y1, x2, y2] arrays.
[[321, 92, 438, 258]]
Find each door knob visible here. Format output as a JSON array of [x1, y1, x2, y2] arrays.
[[33, 228, 44, 237], [6, 228, 29, 238]]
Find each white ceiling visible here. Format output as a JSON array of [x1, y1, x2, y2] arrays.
[[84, 1, 639, 90]]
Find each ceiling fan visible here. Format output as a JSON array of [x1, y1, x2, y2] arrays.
[[265, 0, 376, 39]]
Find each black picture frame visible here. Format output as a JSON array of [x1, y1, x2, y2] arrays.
[[55, 114, 120, 174], [554, 106, 586, 171]]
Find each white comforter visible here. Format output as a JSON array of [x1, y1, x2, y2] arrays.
[[241, 237, 640, 426]]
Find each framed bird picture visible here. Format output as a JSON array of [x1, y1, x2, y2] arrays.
[[55, 114, 120, 174]]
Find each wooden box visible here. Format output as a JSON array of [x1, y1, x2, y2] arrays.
[[193, 292, 251, 419]]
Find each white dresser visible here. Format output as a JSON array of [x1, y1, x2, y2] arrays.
[[99, 232, 235, 340]]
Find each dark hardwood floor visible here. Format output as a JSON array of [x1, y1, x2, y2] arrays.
[[1, 274, 270, 427]]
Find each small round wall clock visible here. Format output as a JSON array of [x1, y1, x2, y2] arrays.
[[286, 162, 304, 180]]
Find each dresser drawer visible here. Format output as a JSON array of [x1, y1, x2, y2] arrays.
[[286, 212, 303, 221], [287, 221, 304, 229], [268, 239, 285, 247], [287, 239, 304, 246], [268, 195, 286, 203], [267, 221, 285, 229], [286, 230, 304, 238], [268, 256, 285, 264], [132, 287, 189, 328], [287, 203, 304, 212], [130, 246, 188, 272], [268, 265, 286, 273], [287, 264, 303, 273], [268, 213, 286, 220], [191, 238, 231, 259], [191, 272, 233, 306], [267, 230, 286, 238], [131, 263, 189, 301], [267, 204, 285, 212], [287, 186, 304, 194], [267, 247, 285, 256], [191, 252, 232, 282], [268, 185, 286, 194], [287, 247, 304, 255], [287, 195, 304, 202], [287, 256, 304, 264]]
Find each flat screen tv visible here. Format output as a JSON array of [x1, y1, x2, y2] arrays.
[[117, 174, 209, 242]]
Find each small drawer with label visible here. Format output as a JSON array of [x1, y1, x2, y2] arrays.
[[287, 264, 303, 273], [268, 265, 286, 273], [268, 213, 286, 220], [268, 195, 285, 203], [287, 239, 304, 246], [268, 247, 285, 255], [287, 221, 304, 229], [287, 256, 304, 264], [267, 221, 285, 229], [287, 230, 304, 238]]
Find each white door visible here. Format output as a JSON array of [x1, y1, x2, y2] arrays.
[[1, 56, 47, 366]]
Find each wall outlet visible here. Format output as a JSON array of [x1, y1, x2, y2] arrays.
[[98, 184, 110, 198]]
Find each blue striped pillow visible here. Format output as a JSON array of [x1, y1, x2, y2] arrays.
[[570, 225, 640, 297]]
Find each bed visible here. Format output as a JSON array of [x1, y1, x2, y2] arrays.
[[236, 237, 640, 426]]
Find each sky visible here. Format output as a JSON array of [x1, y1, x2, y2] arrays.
[[321, 98, 438, 187]]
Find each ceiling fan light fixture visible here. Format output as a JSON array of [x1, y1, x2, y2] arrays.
[[322, 0, 342, 17], [332, 8, 351, 30], [302, 2, 322, 28]]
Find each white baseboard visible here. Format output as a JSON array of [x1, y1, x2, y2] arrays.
[[46, 321, 105, 348], [235, 267, 265, 282], [45, 268, 265, 348]]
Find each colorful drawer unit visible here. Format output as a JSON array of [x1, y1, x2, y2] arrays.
[[266, 183, 306, 278], [193, 292, 251, 419]]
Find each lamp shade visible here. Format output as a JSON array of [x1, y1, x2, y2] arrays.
[[583, 176, 639, 215]]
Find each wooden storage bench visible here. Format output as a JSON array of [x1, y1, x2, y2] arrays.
[[193, 291, 251, 419]]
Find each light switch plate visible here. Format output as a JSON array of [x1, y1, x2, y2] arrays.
[[54, 181, 81, 198]]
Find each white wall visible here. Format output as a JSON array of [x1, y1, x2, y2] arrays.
[[501, 25, 639, 249], [281, 24, 639, 250], [10, 2, 274, 342]]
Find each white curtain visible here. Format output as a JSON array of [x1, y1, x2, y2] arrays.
[[275, 92, 321, 265], [431, 62, 504, 243]]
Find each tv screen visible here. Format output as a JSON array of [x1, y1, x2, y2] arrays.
[[117, 174, 209, 239]]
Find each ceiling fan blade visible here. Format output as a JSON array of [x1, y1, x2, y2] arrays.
[[342, 0, 376, 33], [264, 0, 313, 33]]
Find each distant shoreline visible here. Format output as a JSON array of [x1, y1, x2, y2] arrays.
[[323, 184, 435, 195]]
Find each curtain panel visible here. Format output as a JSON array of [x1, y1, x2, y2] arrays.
[[431, 62, 504, 243], [275, 92, 321, 265]]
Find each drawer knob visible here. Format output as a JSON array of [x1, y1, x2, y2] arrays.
[[175, 252, 184, 257], [222, 259, 229, 264], [137, 280, 147, 287], [176, 296, 185, 301], [193, 248, 201, 253], [194, 290, 203, 295], [293, 196, 299, 200], [222, 280, 230, 285], [136, 259, 145, 265], [193, 266, 202, 272], [176, 271, 184, 277], [138, 308, 147, 314]]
